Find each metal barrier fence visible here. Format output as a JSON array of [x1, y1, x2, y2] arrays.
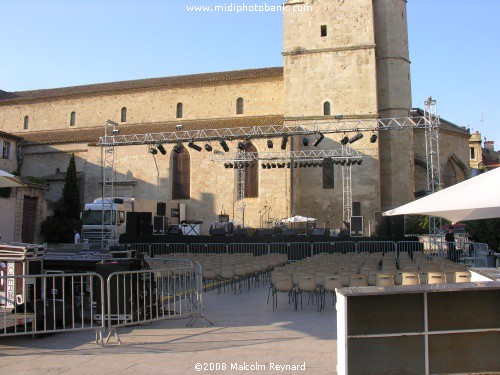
[[1, 273, 105, 342], [357, 241, 396, 254], [105, 258, 209, 344], [150, 243, 188, 256], [189, 243, 227, 254], [269, 242, 311, 261], [312, 242, 357, 255], [228, 243, 269, 256]]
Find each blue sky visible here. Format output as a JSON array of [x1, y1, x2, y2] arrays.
[[0, 0, 498, 146]]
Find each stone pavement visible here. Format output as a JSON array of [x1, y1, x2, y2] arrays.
[[0, 282, 338, 374]]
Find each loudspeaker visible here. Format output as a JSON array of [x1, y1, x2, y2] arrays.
[[210, 228, 226, 236], [156, 202, 166, 216], [350, 216, 363, 237], [352, 202, 361, 217], [390, 215, 405, 239], [257, 229, 274, 236], [139, 212, 152, 235], [312, 228, 326, 236], [153, 216, 165, 235], [375, 211, 390, 237], [232, 228, 247, 236], [282, 229, 297, 236], [126, 212, 140, 235]]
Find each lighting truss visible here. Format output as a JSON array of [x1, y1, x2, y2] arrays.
[[98, 116, 432, 147], [209, 149, 375, 162]]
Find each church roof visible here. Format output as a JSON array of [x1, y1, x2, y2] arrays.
[[0, 67, 284, 104], [16, 115, 284, 145], [411, 108, 470, 136]]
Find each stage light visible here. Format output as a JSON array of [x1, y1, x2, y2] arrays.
[[229, 163, 234, 169], [271, 163, 277, 168], [157, 144, 167, 155], [224, 163, 229, 169], [314, 133, 325, 147], [267, 139, 274, 149], [287, 162, 291, 168], [281, 136, 288, 150], [340, 136, 349, 145], [347, 160, 352, 166], [204, 144, 213, 152], [349, 133, 364, 144], [357, 159, 363, 165], [302, 138, 309, 146], [267, 163, 271, 169], [340, 159, 346, 166], [262, 163, 267, 169], [188, 141, 202, 152], [294, 162, 298, 168], [237, 142, 246, 151], [149, 147, 158, 155], [370, 134, 378, 143], [313, 162, 319, 167], [277, 163, 283, 169], [219, 139, 229, 152]]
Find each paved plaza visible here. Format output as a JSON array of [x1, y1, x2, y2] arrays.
[[0, 283, 337, 374]]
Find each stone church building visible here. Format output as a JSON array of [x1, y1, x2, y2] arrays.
[[0, 0, 470, 235]]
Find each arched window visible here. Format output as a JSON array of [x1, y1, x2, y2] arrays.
[[172, 145, 190, 199], [176, 103, 183, 119], [323, 101, 331, 116], [442, 160, 457, 188], [236, 97, 244, 115], [70, 111, 76, 126], [121, 107, 127, 122], [23, 116, 29, 130]]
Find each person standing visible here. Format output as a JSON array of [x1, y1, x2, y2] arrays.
[[73, 229, 81, 245], [445, 226, 456, 261]]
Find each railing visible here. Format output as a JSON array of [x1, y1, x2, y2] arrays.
[[105, 258, 209, 344], [0, 273, 105, 343]]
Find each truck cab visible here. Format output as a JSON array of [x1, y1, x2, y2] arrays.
[[81, 198, 131, 245]]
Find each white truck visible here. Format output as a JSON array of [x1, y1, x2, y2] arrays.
[[81, 197, 159, 244]]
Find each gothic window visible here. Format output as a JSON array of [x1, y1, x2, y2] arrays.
[[236, 97, 244, 115], [70, 111, 76, 126], [172, 145, 190, 199], [244, 143, 258, 198], [442, 160, 457, 188], [121, 107, 127, 122], [176, 103, 183, 119], [24, 116, 29, 130], [323, 101, 331, 116], [322, 158, 334, 189], [470, 147, 476, 160]]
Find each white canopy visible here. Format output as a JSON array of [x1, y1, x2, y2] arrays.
[[283, 215, 316, 223], [0, 170, 24, 188], [383, 168, 500, 222]]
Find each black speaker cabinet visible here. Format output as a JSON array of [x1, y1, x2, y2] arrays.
[[350, 216, 363, 237], [126, 212, 140, 235], [210, 228, 226, 236], [375, 211, 390, 237], [352, 202, 361, 217], [282, 229, 298, 236], [232, 228, 247, 236], [156, 202, 166, 216], [390, 215, 405, 239]]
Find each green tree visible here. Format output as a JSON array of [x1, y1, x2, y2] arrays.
[[466, 219, 500, 251], [62, 154, 80, 220]]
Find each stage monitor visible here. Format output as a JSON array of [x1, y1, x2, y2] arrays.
[[350, 216, 363, 237]]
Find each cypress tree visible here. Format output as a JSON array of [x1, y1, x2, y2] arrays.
[[62, 153, 81, 220]]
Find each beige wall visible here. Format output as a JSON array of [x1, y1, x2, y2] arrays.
[[0, 197, 16, 242], [0, 136, 18, 172], [0, 77, 283, 133]]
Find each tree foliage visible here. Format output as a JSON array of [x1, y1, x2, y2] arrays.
[[466, 219, 500, 251], [62, 154, 81, 220]]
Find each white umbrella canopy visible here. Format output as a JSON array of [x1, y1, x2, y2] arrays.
[[283, 215, 317, 223], [0, 170, 24, 188], [383, 168, 500, 222]]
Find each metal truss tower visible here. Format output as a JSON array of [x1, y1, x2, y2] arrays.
[[424, 97, 442, 234], [101, 120, 119, 248], [342, 143, 353, 223], [234, 150, 246, 226]]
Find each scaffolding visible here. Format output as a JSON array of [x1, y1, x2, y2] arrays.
[[99, 101, 442, 238]]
